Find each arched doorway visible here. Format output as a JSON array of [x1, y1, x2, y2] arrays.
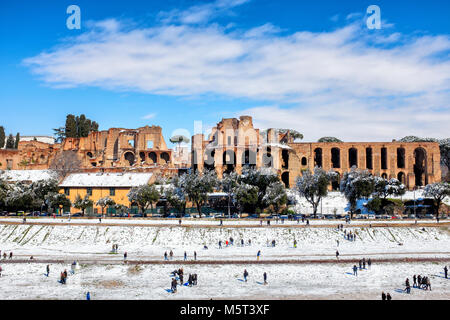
[[397, 172, 406, 184], [381, 173, 388, 179], [124, 152, 135, 166], [204, 149, 215, 171], [160, 152, 170, 164], [149, 152, 157, 164]]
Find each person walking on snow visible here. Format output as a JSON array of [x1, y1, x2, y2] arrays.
[[219, 240, 222, 249], [169, 250, 173, 259], [86, 292, 91, 300], [263, 272, 267, 285], [444, 266, 448, 279], [368, 258, 372, 269], [257, 250, 261, 261], [164, 251, 168, 261], [124, 252, 127, 262], [9, 252, 12, 260], [353, 265, 358, 276], [184, 251, 187, 261], [194, 251, 197, 260], [46, 264, 50, 277], [336, 250, 339, 259], [243, 269, 249, 282], [0, 265, 2, 277]]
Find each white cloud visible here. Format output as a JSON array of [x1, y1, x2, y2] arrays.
[[23, 3, 450, 141], [158, 0, 250, 25], [142, 113, 156, 120]]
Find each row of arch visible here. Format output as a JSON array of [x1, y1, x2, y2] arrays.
[[313, 147, 428, 186], [123, 151, 170, 166]]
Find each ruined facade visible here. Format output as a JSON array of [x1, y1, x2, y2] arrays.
[[0, 140, 60, 171], [191, 116, 441, 190], [61, 126, 174, 171], [0, 126, 177, 176]]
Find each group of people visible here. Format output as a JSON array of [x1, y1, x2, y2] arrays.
[[1, 251, 13, 259], [59, 269, 68, 284], [344, 230, 357, 241], [111, 244, 119, 253], [381, 292, 392, 300], [352, 258, 372, 275], [412, 275, 432, 291], [170, 268, 198, 292], [242, 269, 268, 285]]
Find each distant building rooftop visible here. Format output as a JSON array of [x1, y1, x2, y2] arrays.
[[60, 172, 153, 188], [0, 170, 58, 183], [20, 136, 55, 144]]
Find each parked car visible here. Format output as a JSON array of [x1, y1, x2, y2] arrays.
[[72, 213, 82, 217], [246, 214, 258, 219], [215, 214, 226, 219], [152, 213, 163, 218], [132, 214, 143, 218], [39, 212, 49, 216], [425, 214, 434, 219], [231, 214, 240, 219], [17, 211, 25, 216], [167, 214, 177, 218], [280, 215, 289, 220]]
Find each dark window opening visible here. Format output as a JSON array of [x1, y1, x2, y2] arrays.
[[243, 149, 256, 168], [282, 150, 289, 169], [110, 188, 115, 196], [397, 148, 405, 169], [397, 172, 405, 184], [139, 152, 146, 163], [414, 148, 427, 186], [301, 157, 307, 166], [331, 148, 340, 168], [314, 148, 322, 167], [331, 173, 340, 191], [281, 172, 289, 188], [366, 148, 373, 169], [349, 148, 358, 168], [87, 188, 92, 196], [223, 150, 236, 174], [381, 147, 388, 170], [64, 188, 70, 196]]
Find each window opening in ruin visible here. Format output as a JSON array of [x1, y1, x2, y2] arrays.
[[397, 148, 405, 169], [381, 147, 388, 170], [366, 148, 373, 169], [331, 148, 340, 168], [314, 148, 322, 167], [349, 148, 358, 168]]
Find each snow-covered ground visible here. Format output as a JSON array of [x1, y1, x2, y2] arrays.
[[1, 221, 448, 300], [0, 262, 448, 300], [0, 216, 446, 227], [0, 223, 449, 261]]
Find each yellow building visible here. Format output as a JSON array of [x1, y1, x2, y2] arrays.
[[59, 172, 153, 214]]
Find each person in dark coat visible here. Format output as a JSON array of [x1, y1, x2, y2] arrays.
[[353, 265, 358, 276], [444, 266, 448, 279], [381, 292, 386, 300], [263, 272, 267, 285], [413, 275, 417, 287], [243, 269, 249, 282], [386, 293, 392, 300]]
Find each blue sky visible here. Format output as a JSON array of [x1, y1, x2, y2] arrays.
[[1, 0, 449, 146]]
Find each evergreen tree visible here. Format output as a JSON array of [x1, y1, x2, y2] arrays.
[[14, 133, 20, 149], [0, 126, 5, 148], [65, 114, 77, 138], [5, 134, 15, 149]]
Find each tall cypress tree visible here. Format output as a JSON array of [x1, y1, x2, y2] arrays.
[[14, 132, 20, 149], [5, 134, 15, 149], [0, 126, 5, 148], [65, 114, 77, 138]]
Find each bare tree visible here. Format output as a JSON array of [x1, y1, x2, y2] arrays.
[[50, 151, 82, 178]]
